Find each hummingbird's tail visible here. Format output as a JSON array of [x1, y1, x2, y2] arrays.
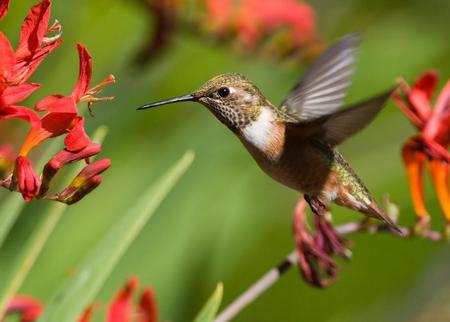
[[363, 202, 403, 234]]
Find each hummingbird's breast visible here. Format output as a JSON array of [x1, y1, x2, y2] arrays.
[[238, 108, 330, 194]]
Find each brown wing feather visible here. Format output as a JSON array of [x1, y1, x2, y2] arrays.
[[287, 88, 395, 146]]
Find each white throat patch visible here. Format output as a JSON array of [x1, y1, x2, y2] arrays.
[[242, 108, 276, 153]]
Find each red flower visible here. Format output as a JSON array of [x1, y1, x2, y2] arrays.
[[204, 0, 318, 45], [41, 142, 102, 194], [0, 0, 9, 21], [50, 158, 111, 205], [136, 0, 320, 64], [233, 0, 317, 48], [292, 197, 349, 287], [6, 296, 43, 322], [13, 156, 41, 201], [6, 278, 158, 322], [0, 0, 114, 203], [24, 44, 114, 157], [0, 0, 61, 87], [80, 277, 159, 322], [393, 70, 450, 230]]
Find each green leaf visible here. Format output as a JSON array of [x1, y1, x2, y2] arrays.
[[193, 283, 224, 322], [39, 151, 194, 322], [0, 194, 27, 248]]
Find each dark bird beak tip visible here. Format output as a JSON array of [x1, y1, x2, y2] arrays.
[[137, 94, 195, 111]]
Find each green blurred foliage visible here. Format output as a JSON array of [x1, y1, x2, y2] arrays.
[[0, 0, 449, 321]]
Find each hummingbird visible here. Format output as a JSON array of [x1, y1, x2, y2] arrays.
[[138, 34, 400, 232]]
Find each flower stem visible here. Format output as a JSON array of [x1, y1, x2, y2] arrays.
[[213, 222, 443, 322]]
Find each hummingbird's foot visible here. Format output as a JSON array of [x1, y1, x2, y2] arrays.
[[292, 197, 342, 288], [411, 215, 430, 237]]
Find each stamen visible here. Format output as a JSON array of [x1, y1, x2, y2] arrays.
[[43, 19, 62, 46], [79, 75, 116, 116]]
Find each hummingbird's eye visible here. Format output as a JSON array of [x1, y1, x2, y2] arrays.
[[218, 87, 230, 98]]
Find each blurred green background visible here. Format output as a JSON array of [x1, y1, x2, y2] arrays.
[[1, 0, 450, 321]]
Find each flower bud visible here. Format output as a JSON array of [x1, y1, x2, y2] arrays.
[[14, 156, 41, 201], [40, 143, 101, 195], [55, 159, 110, 205]]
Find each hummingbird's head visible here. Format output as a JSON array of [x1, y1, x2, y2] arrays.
[[138, 73, 268, 132]]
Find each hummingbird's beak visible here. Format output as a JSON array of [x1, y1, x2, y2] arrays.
[[137, 94, 195, 110]]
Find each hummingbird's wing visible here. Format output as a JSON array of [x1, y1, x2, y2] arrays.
[[280, 33, 359, 121], [311, 88, 395, 145], [288, 88, 395, 146]]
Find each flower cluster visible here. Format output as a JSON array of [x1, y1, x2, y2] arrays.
[[393, 71, 449, 234], [136, 0, 320, 64], [0, 0, 114, 204], [5, 277, 158, 322], [292, 197, 350, 287]]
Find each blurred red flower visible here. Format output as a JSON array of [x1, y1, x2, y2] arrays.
[[0, 0, 114, 204], [4, 277, 158, 322], [6, 296, 43, 322], [205, 0, 317, 48], [79, 277, 158, 322], [393, 70, 450, 232], [137, 0, 320, 64]]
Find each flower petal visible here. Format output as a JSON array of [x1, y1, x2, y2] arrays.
[[7, 295, 43, 322], [2, 83, 40, 105], [14, 38, 62, 84], [413, 70, 438, 100], [77, 306, 94, 322], [392, 86, 424, 128], [64, 117, 91, 152], [428, 159, 450, 222], [423, 81, 450, 145], [15, 0, 51, 59], [71, 44, 92, 101], [408, 90, 432, 122], [107, 277, 139, 322], [0, 0, 9, 21], [292, 197, 339, 287], [402, 140, 429, 219], [40, 142, 101, 195], [14, 156, 41, 201], [36, 94, 77, 113], [0, 32, 15, 90], [0, 105, 41, 127], [205, 0, 233, 33], [74, 158, 111, 181], [138, 288, 158, 322]]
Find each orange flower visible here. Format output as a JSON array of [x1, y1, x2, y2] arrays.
[[393, 70, 450, 230]]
